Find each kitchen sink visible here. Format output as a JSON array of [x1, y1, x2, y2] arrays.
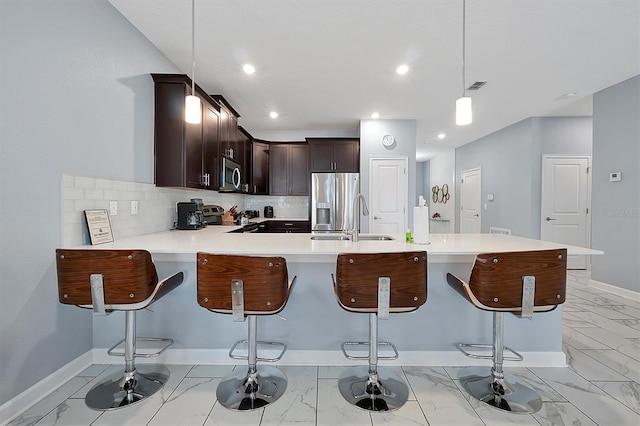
[[310, 234, 351, 241], [310, 234, 394, 241], [356, 234, 394, 241]]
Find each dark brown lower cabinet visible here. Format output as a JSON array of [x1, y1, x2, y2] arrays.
[[257, 220, 310, 233]]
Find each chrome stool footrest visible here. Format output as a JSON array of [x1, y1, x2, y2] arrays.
[[341, 341, 399, 360], [107, 337, 173, 358], [229, 339, 287, 362], [457, 343, 523, 361]]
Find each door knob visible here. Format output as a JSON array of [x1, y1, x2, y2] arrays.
[[373, 216, 382, 220], [473, 214, 479, 217], [545, 217, 556, 221]]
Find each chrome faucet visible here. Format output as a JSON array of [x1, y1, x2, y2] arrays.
[[351, 193, 369, 242]]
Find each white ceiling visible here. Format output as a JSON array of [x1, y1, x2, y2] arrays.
[[109, 0, 639, 161]]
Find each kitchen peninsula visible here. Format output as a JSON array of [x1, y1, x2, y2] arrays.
[[84, 228, 601, 367]]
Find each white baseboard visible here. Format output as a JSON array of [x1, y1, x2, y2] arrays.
[[92, 348, 567, 368], [589, 279, 640, 301], [0, 351, 93, 426]]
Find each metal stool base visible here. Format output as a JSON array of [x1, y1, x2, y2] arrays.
[[216, 366, 287, 411], [338, 366, 408, 412], [85, 364, 169, 410], [458, 367, 542, 414]]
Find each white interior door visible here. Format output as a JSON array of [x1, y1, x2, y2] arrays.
[[369, 158, 408, 234], [541, 156, 590, 269], [460, 168, 481, 233]]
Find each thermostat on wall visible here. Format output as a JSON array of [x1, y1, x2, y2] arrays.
[[610, 172, 622, 182]]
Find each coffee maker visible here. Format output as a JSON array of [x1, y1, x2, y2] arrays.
[[177, 200, 205, 230]]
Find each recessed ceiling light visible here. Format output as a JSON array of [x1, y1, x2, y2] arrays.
[[243, 64, 256, 74], [437, 133, 446, 139], [269, 111, 278, 119], [396, 64, 409, 75], [371, 112, 379, 119]]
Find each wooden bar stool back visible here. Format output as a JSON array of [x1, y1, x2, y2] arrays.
[[333, 251, 427, 412], [447, 248, 567, 414], [56, 249, 183, 410], [197, 253, 296, 411]]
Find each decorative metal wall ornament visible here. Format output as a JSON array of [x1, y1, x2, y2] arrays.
[[431, 184, 450, 204]]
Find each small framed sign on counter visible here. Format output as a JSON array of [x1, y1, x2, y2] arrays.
[[84, 209, 114, 245]]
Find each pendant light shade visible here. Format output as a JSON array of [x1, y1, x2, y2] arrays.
[[456, 96, 472, 126], [185, 95, 201, 124], [455, 0, 472, 126], [185, 0, 201, 124]]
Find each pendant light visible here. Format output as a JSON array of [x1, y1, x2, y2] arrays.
[[185, 0, 201, 124], [456, 0, 472, 126]]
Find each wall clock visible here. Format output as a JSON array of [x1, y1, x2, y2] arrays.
[[382, 134, 395, 147]]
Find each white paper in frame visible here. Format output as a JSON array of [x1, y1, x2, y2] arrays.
[[84, 209, 114, 245]]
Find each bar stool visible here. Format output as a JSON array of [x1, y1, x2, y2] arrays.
[[55, 249, 184, 410], [333, 251, 427, 412], [446, 248, 567, 414], [196, 253, 296, 411]]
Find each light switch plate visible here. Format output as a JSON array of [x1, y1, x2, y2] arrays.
[[131, 200, 138, 215], [610, 172, 622, 182], [109, 201, 118, 216]]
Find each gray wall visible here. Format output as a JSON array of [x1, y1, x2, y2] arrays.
[[455, 117, 593, 238], [591, 75, 640, 293], [455, 119, 537, 237], [0, 0, 179, 405], [429, 150, 456, 233], [359, 119, 417, 233], [416, 160, 428, 204]]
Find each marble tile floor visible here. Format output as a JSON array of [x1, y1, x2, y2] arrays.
[[7, 271, 639, 426]]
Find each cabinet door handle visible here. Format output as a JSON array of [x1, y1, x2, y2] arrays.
[[373, 216, 382, 220], [545, 217, 556, 221]]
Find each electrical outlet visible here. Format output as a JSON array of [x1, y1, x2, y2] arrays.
[[131, 200, 138, 215], [109, 201, 118, 216]]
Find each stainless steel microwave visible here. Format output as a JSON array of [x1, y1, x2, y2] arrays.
[[219, 157, 241, 192]]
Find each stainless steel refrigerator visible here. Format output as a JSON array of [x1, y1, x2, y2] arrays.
[[310, 173, 359, 232]]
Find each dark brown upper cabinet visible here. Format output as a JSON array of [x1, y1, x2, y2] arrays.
[[252, 140, 269, 195], [307, 138, 360, 173], [269, 143, 309, 196], [212, 95, 240, 162], [237, 126, 252, 192], [152, 74, 220, 189]]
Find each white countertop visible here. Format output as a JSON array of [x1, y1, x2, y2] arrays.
[[77, 228, 603, 263]]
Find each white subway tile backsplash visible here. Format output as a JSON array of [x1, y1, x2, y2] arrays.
[[62, 173, 310, 247], [63, 187, 85, 200], [103, 190, 121, 200], [63, 211, 82, 225], [94, 179, 113, 189], [63, 174, 74, 188], [74, 199, 95, 211], [74, 176, 95, 188], [84, 189, 104, 200], [112, 181, 129, 191]]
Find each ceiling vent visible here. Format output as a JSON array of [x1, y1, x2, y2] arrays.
[[467, 81, 487, 91]]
